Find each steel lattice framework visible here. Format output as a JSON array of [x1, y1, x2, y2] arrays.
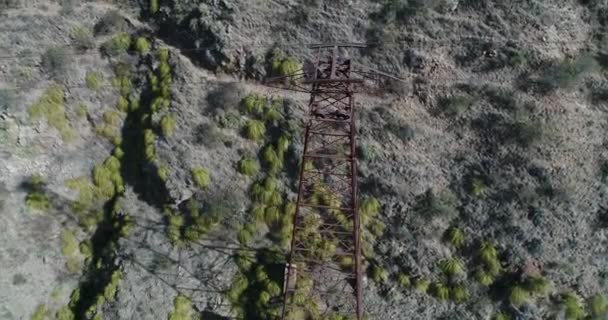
[[265, 43, 401, 320], [267, 43, 364, 320]]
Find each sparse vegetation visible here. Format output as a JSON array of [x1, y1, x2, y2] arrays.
[[438, 95, 473, 117], [72, 26, 94, 51], [538, 55, 597, 92], [41, 47, 68, 78], [415, 188, 458, 218], [94, 10, 125, 35], [29, 85, 75, 141]]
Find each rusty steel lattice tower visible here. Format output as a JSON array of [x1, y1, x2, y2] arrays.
[[267, 43, 369, 320]]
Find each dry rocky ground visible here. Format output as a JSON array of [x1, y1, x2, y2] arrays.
[[2, 0, 608, 319]]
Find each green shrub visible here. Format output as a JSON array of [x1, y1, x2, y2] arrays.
[[370, 265, 389, 284], [101, 32, 131, 56], [271, 49, 302, 77], [60, 229, 78, 256], [65, 256, 81, 274], [277, 134, 290, 153], [480, 241, 498, 265], [525, 276, 551, 296], [56, 306, 74, 320], [96, 125, 120, 145], [103, 111, 122, 126], [144, 129, 155, 145], [112, 75, 132, 97], [563, 292, 585, 320], [85, 71, 102, 91], [360, 197, 381, 226], [237, 227, 253, 245], [440, 258, 465, 276], [65, 177, 95, 213], [72, 26, 94, 51], [243, 120, 266, 141], [31, 304, 49, 320], [135, 37, 151, 55], [242, 94, 266, 115], [444, 227, 465, 248], [191, 167, 210, 190], [238, 157, 259, 176], [41, 47, 68, 78], [103, 271, 121, 302], [451, 284, 469, 303], [475, 269, 494, 286], [29, 85, 75, 141], [160, 115, 176, 136], [158, 166, 169, 181], [167, 213, 184, 244], [433, 282, 450, 300], [590, 295, 608, 317], [415, 278, 430, 293], [338, 256, 354, 270], [509, 286, 529, 307], [116, 96, 129, 112], [129, 97, 140, 112], [493, 312, 511, 320], [150, 0, 159, 13], [263, 145, 283, 173], [26, 192, 51, 212], [397, 273, 411, 287], [79, 240, 92, 259], [264, 102, 283, 123], [470, 178, 487, 197]]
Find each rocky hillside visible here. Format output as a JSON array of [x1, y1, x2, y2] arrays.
[[2, 0, 608, 319]]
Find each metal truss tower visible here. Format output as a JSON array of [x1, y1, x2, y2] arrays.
[[266, 43, 395, 320]]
